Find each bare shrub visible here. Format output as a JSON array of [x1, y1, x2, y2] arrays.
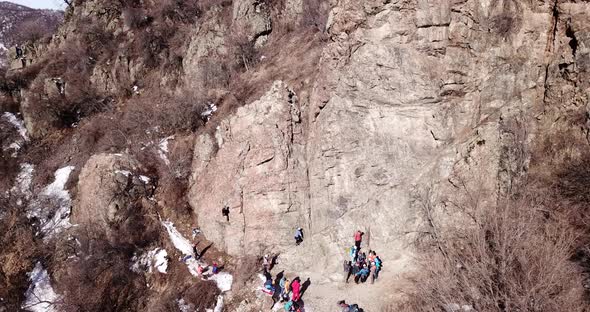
[[0, 197, 39, 311], [228, 32, 259, 72], [395, 192, 586, 312], [57, 228, 150, 312], [182, 282, 220, 310], [302, 0, 329, 31]]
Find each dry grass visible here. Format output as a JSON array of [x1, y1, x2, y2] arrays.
[[0, 197, 39, 311], [394, 192, 586, 312]]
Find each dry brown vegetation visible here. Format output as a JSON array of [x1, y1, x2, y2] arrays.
[[0, 197, 40, 311], [393, 150, 590, 311], [0, 0, 331, 310]]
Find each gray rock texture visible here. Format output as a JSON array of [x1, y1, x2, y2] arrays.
[[73, 153, 153, 230], [187, 1, 590, 310]]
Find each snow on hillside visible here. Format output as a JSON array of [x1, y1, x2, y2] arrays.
[[22, 262, 59, 312], [28, 166, 75, 239], [161, 221, 234, 292]]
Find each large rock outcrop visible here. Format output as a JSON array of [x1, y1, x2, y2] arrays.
[[73, 153, 154, 231], [188, 0, 590, 296], [189, 81, 306, 256]]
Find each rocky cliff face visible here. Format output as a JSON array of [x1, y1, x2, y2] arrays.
[[0, 2, 63, 67], [186, 0, 590, 309], [2, 0, 590, 311]]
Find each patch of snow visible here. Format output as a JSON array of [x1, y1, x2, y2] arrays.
[[177, 298, 193, 312], [200, 102, 218, 121], [11, 163, 34, 203], [131, 248, 168, 274], [29, 166, 75, 239], [22, 262, 59, 312], [7, 142, 21, 156], [0, 43, 6, 51], [139, 175, 150, 184], [115, 169, 131, 177], [2, 112, 29, 141], [161, 221, 194, 256], [209, 273, 233, 292], [158, 136, 173, 166], [161, 221, 233, 293], [41, 166, 74, 199], [206, 295, 224, 312]]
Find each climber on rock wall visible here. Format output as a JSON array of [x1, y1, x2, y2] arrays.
[[294, 227, 303, 245], [221, 205, 230, 222], [354, 230, 363, 249]]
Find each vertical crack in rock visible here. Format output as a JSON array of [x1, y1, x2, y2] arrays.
[[543, 0, 560, 107]]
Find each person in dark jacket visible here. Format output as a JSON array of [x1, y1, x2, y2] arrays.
[[221, 205, 230, 222], [343, 260, 353, 283], [294, 227, 304, 245]]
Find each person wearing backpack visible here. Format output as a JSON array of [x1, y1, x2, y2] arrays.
[[349, 245, 359, 262], [283, 277, 291, 300], [294, 227, 304, 245], [374, 255, 383, 280]]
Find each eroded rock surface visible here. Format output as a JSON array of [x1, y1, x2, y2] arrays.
[[189, 1, 590, 310], [189, 81, 306, 256], [73, 153, 154, 231]]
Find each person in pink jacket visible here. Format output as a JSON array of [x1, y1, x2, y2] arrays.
[[291, 278, 301, 301]]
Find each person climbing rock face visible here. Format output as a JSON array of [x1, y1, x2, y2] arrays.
[[294, 227, 303, 245], [221, 205, 230, 222]]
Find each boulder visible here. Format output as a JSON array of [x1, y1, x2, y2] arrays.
[[73, 153, 154, 230], [188, 81, 307, 257]]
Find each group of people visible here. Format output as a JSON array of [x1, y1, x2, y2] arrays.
[[260, 254, 308, 311], [217, 205, 376, 310], [344, 230, 383, 284]]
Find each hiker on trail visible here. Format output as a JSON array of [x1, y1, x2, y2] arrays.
[[282, 277, 291, 301], [294, 227, 304, 245], [221, 205, 230, 222], [373, 255, 382, 281], [196, 264, 204, 277], [212, 262, 219, 274], [354, 230, 363, 249], [344, 260, 353, 283], [279, 275, 289, 302], [291, 278, 301, 301], [15, 45, 22, 59]]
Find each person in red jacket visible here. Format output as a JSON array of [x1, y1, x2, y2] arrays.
[[354, 230, 364, 249], [291, 278, 301, 301]]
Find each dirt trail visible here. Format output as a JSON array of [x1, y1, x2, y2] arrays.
[[267, 243, 415, 312]]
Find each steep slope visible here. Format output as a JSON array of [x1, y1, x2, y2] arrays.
[[0, 2, 63, 67], [1, 0, 590, 311]]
